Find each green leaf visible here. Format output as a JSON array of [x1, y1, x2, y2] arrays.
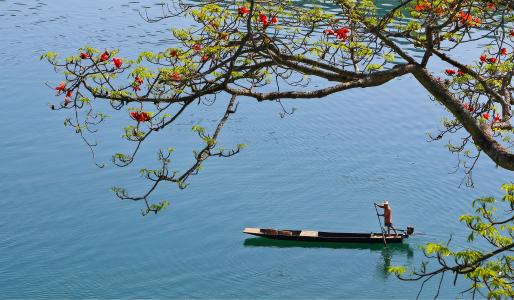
[[387, 265, 407, 276]]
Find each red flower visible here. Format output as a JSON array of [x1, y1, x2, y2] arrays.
[[131, 111, 151, 123], [445, 69, 456, 76], [64, 89, 72, 106], [335, 28, 350, 40], [487, 2, 495, 10], [55, 82, 66, 92], [487, 57, 497, 64], [80, 52, 90, 59], [100, 50, 109, 62], [133, 76, 143, 92], [271, 16, 278, 24], [415, 2, 431, 12], [259, 13, 270, 27], [171, 73, 182, 81], [501, 48, 508, 56], [458, 12, 474, 26], [459, 11, 482, 27], [259, 13, 268, 24], [112, 58, 122, 69], [510, 30, 514, 37], [201, 54, 210, 62], [482, 113, 490, 120], [494, 113, 501, 122], [238, 6, 249, 15], [457, 69, 465, 77], [141, 112, 151, 122], [192, 44, 202, 52], [323, 29, 335, 35], [463, 103, 474, 112], [170, 49, 178, 57], [480, 54, 487, 62]]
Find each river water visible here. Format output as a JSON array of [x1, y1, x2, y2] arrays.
[[0, 0, 511, 298]]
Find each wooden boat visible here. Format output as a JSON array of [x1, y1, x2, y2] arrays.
[[243, 226, 414, 244]]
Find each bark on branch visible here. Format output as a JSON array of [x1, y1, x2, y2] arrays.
[[226, 64, 417, 101]]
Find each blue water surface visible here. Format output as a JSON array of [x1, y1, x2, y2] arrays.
[[0, 0, 512, 298]]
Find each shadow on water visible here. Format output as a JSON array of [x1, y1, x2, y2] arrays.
[[244, 238, 415, 279], [244, 237, 414, 254]]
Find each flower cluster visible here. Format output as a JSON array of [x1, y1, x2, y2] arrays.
[[463, 103, 475, 113], [458, 12, 481, 27], [132, 76, 144, 92], [171, 73, 182, 81], [479, 54, 496, 64], [323, 27, 350, 41], [444, 69, 465, 77], [238, 6, 249, 15], [112, 57, 122, 69], [414, 1, 431, 12], [55, 82, 73, 106], [462, 104, 502, 123], [445, 69, 456, 76], [413, 1, 445, 15], [481, 113, 502, 122], [55, 82, 66, 92], [100, 50, 109, 62], [130, 111, 151, 123], [259, 13, 278, 27]]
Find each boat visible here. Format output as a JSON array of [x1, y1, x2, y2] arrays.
[[243, 226, 414, 244]]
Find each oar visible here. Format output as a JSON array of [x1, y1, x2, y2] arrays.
[[374, 203, 387, 247]]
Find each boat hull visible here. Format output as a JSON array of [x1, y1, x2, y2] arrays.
[[243, 228, 409, 244]]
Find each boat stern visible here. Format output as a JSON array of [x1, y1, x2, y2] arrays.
[[406, 226, 414, 236]]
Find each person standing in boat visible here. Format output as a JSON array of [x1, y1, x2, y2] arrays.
[[375, 201, 399, 237]]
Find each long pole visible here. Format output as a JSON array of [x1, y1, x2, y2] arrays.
[[374, 204, 387, 246]]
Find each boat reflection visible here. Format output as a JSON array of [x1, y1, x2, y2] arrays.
[[244, 238, 414, 279], [244, 237, 414, 254]]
